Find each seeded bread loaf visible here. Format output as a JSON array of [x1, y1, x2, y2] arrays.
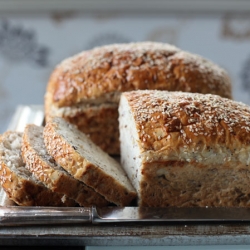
[[22, 124, 109, 207], [119, 90, 250, 207], [0, 131, 76, 206], [43, 117, 137, 206], [45, 41, 232, 155]]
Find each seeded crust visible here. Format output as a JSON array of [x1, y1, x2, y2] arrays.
[[45, 42, 232, 154], [0, 131, 76, 206], [43, 117, 137, 206], [119, 90, 250, 207], [22, 124, 109, 207]]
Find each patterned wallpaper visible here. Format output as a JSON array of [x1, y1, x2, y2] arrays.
[[0, 12, 250, 132]]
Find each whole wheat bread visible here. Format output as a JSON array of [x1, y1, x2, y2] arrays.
[[119, 90, 250, 207], [45, 42, 232, 155]]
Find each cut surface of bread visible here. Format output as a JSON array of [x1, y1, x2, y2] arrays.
[[0, 131, 76, 206], [119, 90, 250, 207], [45, 41, 232, 154], [22, 124, 109, 207], [43, 117, 137, 206]]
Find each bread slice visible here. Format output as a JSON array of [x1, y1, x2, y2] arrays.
[[119, 90, 250, 207], [0, 131, 76, 206], [22, 124, 109, 207], [43, 117, 137, 206]]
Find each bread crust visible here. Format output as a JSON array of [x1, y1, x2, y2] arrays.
[[43, 117, 137, 206], [123, 90, 250, 154], [45, 42, 232, 155], [0, 131, 76, 206], [120, 90, 250, 207], [22, 124, 109, 207]]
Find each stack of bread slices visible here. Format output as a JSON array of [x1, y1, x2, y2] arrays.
[[2, 41, 249, 208], [0, 118, 137, 207]]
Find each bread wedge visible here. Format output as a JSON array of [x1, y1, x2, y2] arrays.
[[0, 131, 76, 206], [43, 117, 137, 206], [22, 124, 109, 207]]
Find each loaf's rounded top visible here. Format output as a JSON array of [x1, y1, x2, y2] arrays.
[[45, 41, 232, 108]]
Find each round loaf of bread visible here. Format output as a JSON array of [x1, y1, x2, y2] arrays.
[[45, 42, 232, 154]]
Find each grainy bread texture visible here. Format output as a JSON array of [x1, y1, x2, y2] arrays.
[[43, 117, 137, 206], [119, 90, 250, 207], [45, 41, 232, 154], [0, 131, 76, 206], [22, 124, 109, 207]]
